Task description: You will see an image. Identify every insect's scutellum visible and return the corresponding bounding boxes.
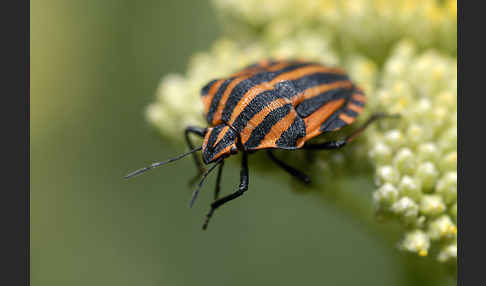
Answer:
[126,59,398,230]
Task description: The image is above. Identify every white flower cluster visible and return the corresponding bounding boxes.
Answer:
[367,42,457,261]
[213,0,457,59]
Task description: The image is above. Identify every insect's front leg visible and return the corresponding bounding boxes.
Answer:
[202,152,248,230]
[185,126,207,185]
[214,160,225,200]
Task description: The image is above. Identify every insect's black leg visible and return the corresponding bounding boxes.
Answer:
[185,126,207,185]
[303,112,399,150]
[213,160,225,200]
[266,150,310,184]
[202,152,248,230]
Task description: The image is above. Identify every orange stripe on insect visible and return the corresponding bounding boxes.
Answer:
[259,110,297,148]
[211,144,234,161]
[230,60,285,77]
[213,126,230,147]
[257,59,270,67]
[347,103,364,113]
[202,79,225,114]
[303,98,346,140]
[231,66,260,77]
[229,65,345,124]
[339,113,355,125]
[201,127,212,151]
[291,80,353,105]
[264,61,292,72]
[211,75,252,125]
[352,93,366,104]
[240,98,289,144]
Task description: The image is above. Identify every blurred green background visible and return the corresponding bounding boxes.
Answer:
[30,1,424,285]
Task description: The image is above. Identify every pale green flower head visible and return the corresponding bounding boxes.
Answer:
[364,42,457,262]
[213,0,457,60]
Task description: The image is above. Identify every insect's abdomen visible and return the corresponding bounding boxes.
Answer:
[200,59,366,150]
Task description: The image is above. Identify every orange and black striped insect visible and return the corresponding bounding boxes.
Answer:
[125,59,395,230]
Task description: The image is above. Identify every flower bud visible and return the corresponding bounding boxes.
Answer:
[436,172,457,204]
[376,165,400,185]
[420,195,446,216]
[401,230,430,256]
[373,183,399,208]
[428,215,456,240]
[391,197,419,224]
[415,162,439,191]
[398,176,422,201]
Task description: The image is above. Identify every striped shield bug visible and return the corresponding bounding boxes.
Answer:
[125,59,397,230]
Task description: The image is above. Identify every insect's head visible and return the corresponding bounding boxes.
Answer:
[202,124,238,164]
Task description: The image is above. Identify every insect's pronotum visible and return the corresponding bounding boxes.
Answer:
[126,59,397,230]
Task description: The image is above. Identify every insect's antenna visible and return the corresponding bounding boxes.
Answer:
[189,158,223,208]
[124,146,202,179]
